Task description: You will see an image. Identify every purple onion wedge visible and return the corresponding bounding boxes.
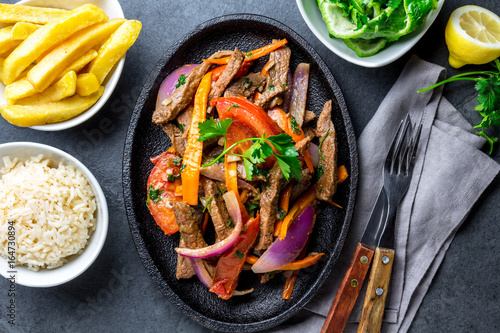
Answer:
[251,205,315,273]
[288,63,310,127]
[156,64,198,109]
[308,143,320,168]
[175,191,242,259]
[190,258,212,288]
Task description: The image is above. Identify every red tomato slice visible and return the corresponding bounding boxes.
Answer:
[147,151,182,235]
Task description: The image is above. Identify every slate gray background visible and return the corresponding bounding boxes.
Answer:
[1,0,499,332]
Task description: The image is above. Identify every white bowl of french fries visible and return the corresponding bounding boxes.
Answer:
[0,0,141,131]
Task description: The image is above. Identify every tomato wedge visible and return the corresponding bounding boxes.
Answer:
[146,151,182,235]
[209,214,260,299]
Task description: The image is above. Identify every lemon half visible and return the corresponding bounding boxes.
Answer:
[445,5,500,68]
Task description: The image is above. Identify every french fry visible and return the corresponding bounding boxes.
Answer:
[0,86,104,127]
[11,22,41,40]
[0,4,68,24]
[27,18,125,92]
[88,19,142,84]
[15,71,76,105]
[4,50,97,104]
[76,73,99,96]
[0,26,21,55]
[3,4,108,85]
[0,57,4,84]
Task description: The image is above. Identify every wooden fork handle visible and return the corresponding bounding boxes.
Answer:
[357,247,395,333]
[321,243,375,333]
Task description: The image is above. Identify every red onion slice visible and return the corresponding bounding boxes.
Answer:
[288,63,310,127]
[156,64,198,109]
[308,143,320,168]
[251,205,315,273]
[175,191,242,258]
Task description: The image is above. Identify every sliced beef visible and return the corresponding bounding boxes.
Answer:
[200,163,258,193]
[223,72,266,98]
[255,41,291,109]
[295,136,311,155]
[206,47,245,114]
[161,104,193,156]
[153,50,231,124]
[315,100,338,201]
[173,202,206,279]
[201,177,233,242]
[304,110,316,124]
[291,168,312,203]
[254,163,286,251]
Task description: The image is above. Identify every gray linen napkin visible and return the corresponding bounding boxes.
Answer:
[268,55,500,333]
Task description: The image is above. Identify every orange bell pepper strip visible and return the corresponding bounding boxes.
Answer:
[210,214,260,299]
[268,107,314,173]
[279,185,316,240]
[338,165,348,184]
[224,152,250,222]
[274,182,293,237]
[209,61,253,82]
[245,252,324,270]
[203,39,288,65]
[146,151,183,235]
[181,72,211,205]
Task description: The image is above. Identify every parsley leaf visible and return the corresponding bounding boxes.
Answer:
[418,59,500,153]
[176,123,185,133]
[180,163,186,173]
[235,250,244,260]
[317,163,325,179]
[245,201,260,214]
[175,74,187,88]
[226,219,234,227]
[172,158,181,166]
[275,154,302,181]
[147,185,163,203]
[198,118,233,142]
[290,116,301,134]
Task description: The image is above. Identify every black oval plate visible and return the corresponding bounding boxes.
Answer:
[123,14,358,332]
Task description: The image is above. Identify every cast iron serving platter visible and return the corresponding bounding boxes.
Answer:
[123,14,358,332]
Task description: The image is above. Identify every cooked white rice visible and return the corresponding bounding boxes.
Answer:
[0,154,96,271]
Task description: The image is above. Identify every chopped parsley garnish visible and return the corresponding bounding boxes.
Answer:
[317,163,325,179]
[226,219,234,228]
[245,201,260,214]
[277,207,286,220]
[202,196,212,213]
[269,85,275,91]
[253,166,269,178]
[246,51,253,58]
[235,250,244,260]
[318,128,331,161]
[290,116,301,135]
[175,74,187,88]
[243,78,253,89]
[217,183,228,195]
[147,185,163,203]
[180,163,186,173]
[282,82,287,86]
[172,158,181,166]
[167,174,180,182]
[176,123,185,133]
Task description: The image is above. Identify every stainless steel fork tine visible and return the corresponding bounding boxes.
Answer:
[403,124,422,174]
[392,115,412,174]
[385,119,405,170]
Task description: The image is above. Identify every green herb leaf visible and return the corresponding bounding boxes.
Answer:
[290,116,301,134]
[176,123,185,133]
[147,185,163,203]
[318,128,331,161]
[317,163,325,179]
[275,154,302,181]
[244,201,260,214]
[180,163,186,173]
[277,207,286,220]
[226,219,234,228]
[201,196,212,213]
[175,74,187,88]
[269,85,275,91]
[198,118,233,142]
[246,51,253,58]
[172,158,181,166]
[235,250,244,260]
[243,78,253,89]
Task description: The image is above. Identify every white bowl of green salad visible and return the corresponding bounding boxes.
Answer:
[296,0,444,67]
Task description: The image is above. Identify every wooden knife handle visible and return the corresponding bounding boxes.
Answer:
[321,243,375,333]
[357,247,395,333]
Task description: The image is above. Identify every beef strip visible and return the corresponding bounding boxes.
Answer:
[254,41,291,109]
[152,50,231,124]
[254,162,286,251]
[304,110,316,124]
[223,72,266,98]
[173,202,206,279]
[315,100,338,201]
[290,168,312,203]
[206,47,245,114]
[201,177,233,242]
[295,136,311,155]
[160,104,193,156]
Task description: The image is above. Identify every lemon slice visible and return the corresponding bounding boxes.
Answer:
[445,5,500,68]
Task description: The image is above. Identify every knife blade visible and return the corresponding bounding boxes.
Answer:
[321,188,389,333]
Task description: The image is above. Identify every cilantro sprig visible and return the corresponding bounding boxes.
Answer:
[419,59,500,153]
[197,118,302,181]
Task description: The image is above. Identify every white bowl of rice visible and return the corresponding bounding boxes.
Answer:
[0,142,108,287]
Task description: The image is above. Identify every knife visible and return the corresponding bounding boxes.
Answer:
[320,188,389,333]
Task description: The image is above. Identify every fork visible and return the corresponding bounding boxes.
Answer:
[357,114,421,333]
